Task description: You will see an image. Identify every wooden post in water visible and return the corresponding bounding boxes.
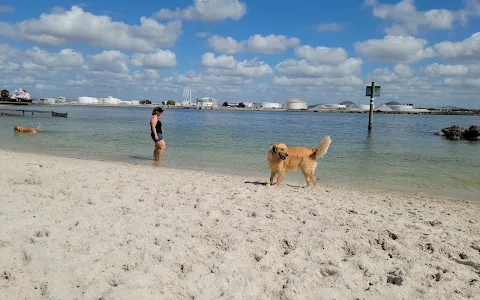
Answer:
[368,81,375,131]
[365,81,380,132]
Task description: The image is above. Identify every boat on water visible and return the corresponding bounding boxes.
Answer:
[0,88,33,105]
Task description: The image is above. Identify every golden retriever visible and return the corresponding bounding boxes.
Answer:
[268,136,331,187]
[13,123,40,133]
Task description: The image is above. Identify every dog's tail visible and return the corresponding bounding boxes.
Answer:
[36,123,40,130]
[312,136,331,159]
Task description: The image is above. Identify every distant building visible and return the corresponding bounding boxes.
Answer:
[196,97,217,107]
[39,98,56,104]
[254,102,282,109]
[284,98,308,110]
[227,102,253,107]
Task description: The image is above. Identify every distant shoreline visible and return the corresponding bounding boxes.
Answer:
[15,103,480,116]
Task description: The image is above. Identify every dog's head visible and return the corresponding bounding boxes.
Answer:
[13,126,22,132]
[271,142,289,160]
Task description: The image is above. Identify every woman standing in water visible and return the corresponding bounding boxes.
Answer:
[150,107,166,161]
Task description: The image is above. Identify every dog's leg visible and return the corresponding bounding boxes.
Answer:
[276,171,286,186]
[302,169,311,187]
[269,171,277,185]
[310,174,317,188]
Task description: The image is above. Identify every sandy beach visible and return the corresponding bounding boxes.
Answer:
[0,149,479,300]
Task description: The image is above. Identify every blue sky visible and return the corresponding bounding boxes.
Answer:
[1,0,480,107]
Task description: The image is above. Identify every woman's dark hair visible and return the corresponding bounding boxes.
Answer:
[152,107,164,115]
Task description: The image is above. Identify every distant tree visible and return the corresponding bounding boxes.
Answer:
[238,102,246,108]
[1,89,9,98]
[223,102,229,107]
[162,101,167,105]
[166,100,176,105]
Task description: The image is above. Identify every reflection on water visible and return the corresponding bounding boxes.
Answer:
[0,104,479,201]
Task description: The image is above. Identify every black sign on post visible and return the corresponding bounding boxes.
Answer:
[365,86,381,97]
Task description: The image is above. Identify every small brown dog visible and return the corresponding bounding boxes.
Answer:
[268,136,331,187]
[13,123,41,133]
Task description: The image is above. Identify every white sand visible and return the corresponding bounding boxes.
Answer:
[0,149,479,300]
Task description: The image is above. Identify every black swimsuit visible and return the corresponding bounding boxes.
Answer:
[150,118,163,142]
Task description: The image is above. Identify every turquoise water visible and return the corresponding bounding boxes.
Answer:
[1,104,479,201]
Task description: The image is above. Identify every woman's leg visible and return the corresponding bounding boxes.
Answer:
[154,142,161,161]
[157,140,166,159]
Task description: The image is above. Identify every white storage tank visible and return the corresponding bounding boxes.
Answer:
[353,104,371,110]
[285,98,308,110]
[77,97,99,104]
[102,96,121,105]
[388,104,413,111]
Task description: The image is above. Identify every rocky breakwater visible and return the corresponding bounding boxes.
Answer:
[435,125,480,141]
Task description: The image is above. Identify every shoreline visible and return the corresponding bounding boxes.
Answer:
[0,147,478,203]
[1,149,479,299]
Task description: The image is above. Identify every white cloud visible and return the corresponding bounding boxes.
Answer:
[424,63,469,76]
[355,35,436,63]
[433,32,480,61]
[443,78,463,86]
[364,0,480,36]
[275,58,362,78]
[0,5,14,13]
[294,45,348,65]
[206,58,273,78]
[35,83,56,89]
[89,50,130,73]
[315,22,344,32]
[272,76,363,86]
[208,34,299,54]
[154,0,247,22]
[0,6,183,52]
[163,71,256,96]
[201,52,237,69]
[367,68,402,83]
[13,76,35,85]
[160,53,273,98]
[131,50,177,69]
[196,31,211,37]
[25,47,84,68]
[145,69,160,79]
[208,36,244,54]
[272,43,365,91]
[457,0,480,25]
[246,34,300,54]
[465,77,480,86]
[67,76,91,86]
[393,64,414,77]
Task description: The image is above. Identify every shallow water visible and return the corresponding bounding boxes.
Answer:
[1,104,479,201]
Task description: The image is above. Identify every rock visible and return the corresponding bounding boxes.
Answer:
[464,125,480,140]
[442,125,467,140]
[436,125,480,141]
[387,275,403,285]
